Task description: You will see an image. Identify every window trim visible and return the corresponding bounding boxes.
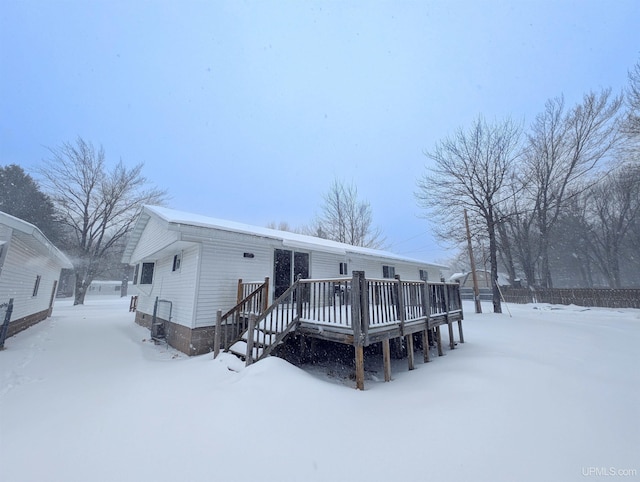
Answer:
[172,252,182,272]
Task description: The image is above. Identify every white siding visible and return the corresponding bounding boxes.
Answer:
[194,231,277,328]
[134,244,199,328]
[129,217,179,262]
[0,233,61,321]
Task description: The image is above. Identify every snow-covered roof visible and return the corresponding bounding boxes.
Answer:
[0,211,73,269]
[123,205,445,268]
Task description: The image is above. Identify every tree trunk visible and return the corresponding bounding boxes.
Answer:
[73,270,91,305]
[488,215,502,314]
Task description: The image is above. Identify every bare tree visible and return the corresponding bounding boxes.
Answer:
[583,163,640,288]
[417,116,522,313]
[314,179,385,249]
[39,138,167,305]
[523,90,622,288]
[624,59,640,137]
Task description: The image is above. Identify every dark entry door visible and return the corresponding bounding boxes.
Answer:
[273,249,309,298]
[274,249,292,299]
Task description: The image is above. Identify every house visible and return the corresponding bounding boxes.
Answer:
[122,205,449,356]
[85,280,139,298]
[0,211,73,338]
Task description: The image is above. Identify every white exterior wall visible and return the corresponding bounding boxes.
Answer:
[349,255,440,281]
[129,216,179,262]
[134,244,199,328]
[194,231,277,328]
[0,233,61,321]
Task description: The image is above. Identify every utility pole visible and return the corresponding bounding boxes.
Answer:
[464,209,482,314]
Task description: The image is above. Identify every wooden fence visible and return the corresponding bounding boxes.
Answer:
[500,287,640,309]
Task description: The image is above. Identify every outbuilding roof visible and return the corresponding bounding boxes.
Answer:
[0,211,73,269]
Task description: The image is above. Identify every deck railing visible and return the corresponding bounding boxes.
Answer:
[214,277,270,357]
[216,272,463,363]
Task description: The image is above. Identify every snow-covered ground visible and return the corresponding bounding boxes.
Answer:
[1,298,639,482]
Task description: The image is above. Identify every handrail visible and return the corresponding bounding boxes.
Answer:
[217,273,464,364]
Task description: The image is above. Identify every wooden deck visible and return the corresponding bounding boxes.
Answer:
[215,272,464,389]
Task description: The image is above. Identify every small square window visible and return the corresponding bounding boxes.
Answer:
[140,263,155,284]
[339,262,348,275]
[382,265,395,279]
[419,269,429,281]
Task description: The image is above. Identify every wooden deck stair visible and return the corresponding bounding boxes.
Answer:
[215,279,302,365]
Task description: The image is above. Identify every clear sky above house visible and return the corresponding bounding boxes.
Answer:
[1,0,638,263]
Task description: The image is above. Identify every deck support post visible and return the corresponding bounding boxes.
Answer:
[214,310,222,358]
[448,321,455,350]
[443,284,455,350]
[422,329,430,363]
[436,325,444,356]
[245,314,256,366]
[406,334,415,370]
[458,320,465,344]
[382,338,391,382]
[355,344,365,390]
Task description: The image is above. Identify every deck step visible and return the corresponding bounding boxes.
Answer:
[229,340,264,359]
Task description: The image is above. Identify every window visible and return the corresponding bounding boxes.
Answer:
[419,269,429,281]
[339,262,348,275]
[133,264,139,285]
[32,275,41,297]
[382,265,395,279]
[172,253,182,272]
[140,262,155,284]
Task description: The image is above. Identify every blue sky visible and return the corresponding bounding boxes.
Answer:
[1,1,638,263]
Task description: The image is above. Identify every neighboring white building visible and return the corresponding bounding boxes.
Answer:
[122,205,448,355]
[86,280,139,297]
[0,211,73,338]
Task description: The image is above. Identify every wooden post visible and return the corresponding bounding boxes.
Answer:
[436,325,444,356]
[213,310,222,358]
[422,329,430,363]
[394,275,405,336]
[382,338,391,382]
[262,277,270,313]
[360,272,369,345]
[351,271,363,345]
[421,279,430,322]
[351,271,366,390]
[0,298,14,349]
[237,279,244,304]
[443,284,455,350]
[245,313,256,366]
[458,320,465,344]
[355,345,365,390]
[406,334,415,370]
